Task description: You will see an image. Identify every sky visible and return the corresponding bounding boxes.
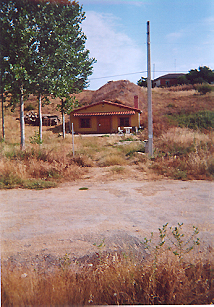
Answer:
[79,0,214,90]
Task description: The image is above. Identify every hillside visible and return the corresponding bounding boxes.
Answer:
[75,80,146,110]
[22,80,146,119]
[4,80,214,136]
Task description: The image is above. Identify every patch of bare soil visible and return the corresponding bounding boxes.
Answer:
[1,170,214,270]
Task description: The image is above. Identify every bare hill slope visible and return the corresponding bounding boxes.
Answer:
[75,80,146,110]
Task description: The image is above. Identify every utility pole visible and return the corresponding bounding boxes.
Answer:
[147,21,153,156]
[153,63,155,80]
[1,92,5,140]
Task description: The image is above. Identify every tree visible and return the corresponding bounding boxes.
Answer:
[179,66,214,85]
[137,76,147,87]
[45,1,95,138]
[1,0,95,147]
[177,75,189,85]
[1,0,39,149]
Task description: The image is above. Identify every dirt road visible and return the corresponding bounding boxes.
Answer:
[1,178,214,263]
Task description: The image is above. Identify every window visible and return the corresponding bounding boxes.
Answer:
[120,117,129,127]
[80,118,91,128]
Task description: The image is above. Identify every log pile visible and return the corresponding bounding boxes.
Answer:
[24,111,39,125]
[24,111,60,126]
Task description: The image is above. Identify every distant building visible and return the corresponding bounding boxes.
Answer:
[153,73,185,87]
[70,99,141,134]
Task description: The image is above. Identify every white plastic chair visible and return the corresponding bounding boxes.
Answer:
[118,127,123,134]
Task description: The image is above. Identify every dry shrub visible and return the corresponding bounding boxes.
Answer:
[167,84,195,91]
[0,145,87,188]
[151,128,214,180]
[159,127,211,148]
[0,159,25,188]
[109,166,125,174]
[98,153,127,167]
[72,154,94,167]
[2,250,214,305]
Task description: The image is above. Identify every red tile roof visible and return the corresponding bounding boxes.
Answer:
[74,111,135,116]
[70,100,142,113]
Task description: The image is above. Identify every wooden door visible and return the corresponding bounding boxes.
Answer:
[98,117,111,133]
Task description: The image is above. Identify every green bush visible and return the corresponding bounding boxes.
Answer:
[24,103,35,111]
[168,111,214,130]
[29,132,43,144]
[0,173,23,189]
[196,83,212,95]
[23,179,56,190]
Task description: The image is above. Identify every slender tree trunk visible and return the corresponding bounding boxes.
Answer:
[61,99,65,139]
[62,111,65,139]
[38,93,42,143]
[20,84,25,150]
[1,90,5,140]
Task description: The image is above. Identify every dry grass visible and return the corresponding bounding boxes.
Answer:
[149,128,214,180]
[2,245,214,305]
[1,87,214,188]
[1,124,214,187]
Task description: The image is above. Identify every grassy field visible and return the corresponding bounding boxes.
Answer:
[1,86,214,188]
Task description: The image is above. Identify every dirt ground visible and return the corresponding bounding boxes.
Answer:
[1,168,214,266]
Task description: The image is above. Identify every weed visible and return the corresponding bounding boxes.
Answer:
[24,103,35,111]
[142,223,200,263]
[100,134,110,137]
[168,110,214,130]
[168,223,200,260]
[59,253,71,270]
[98,153,127,167]
[0,173,23,189]
[208,159,214,176]
[171,168,187,180]
[93,239,106,263]
[23,179,56,190]
[2,224,213,305]
[110,166,125,174]
[167,103,175,108]
[29,132,43,145]
[119,136,135,142]
[79,187,88,190]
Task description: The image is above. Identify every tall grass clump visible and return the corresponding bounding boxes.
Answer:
[0,143,86,189]
[151,128,214,180]
[2,224,213,305]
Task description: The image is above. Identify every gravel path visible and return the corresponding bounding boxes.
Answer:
[1,179,214,266]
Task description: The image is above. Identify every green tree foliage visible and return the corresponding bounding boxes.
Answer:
[0,0,96,146]
[178,66,214,85]
[0,0,39,148]
[137,76,147,87]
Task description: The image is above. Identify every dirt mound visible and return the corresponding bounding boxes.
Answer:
[76,80,146,110]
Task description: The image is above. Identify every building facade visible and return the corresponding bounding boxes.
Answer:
[153,73,185,87]
[70,100,141,134]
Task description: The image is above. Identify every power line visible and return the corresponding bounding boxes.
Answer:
[89,71,147,80]
[89,70,188,80]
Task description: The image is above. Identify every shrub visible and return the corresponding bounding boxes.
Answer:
[195,83,212,95]
[0,172,23,189]
[23,179,56,189]
[168,111,214,130]
[24,103,35,111]
[29,132,43,145]
[98,154,127,166]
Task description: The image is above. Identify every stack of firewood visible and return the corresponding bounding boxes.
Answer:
[24,111,39,125]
